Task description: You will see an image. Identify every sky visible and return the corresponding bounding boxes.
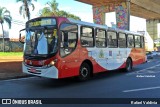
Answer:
[0,0,146,38]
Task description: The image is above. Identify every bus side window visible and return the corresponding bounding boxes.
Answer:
[127,34,134,48]
[135,35,141,48]
[107,31,117,48]
[96,29,106,47]
[68,32,77,48]
[118,33,126,48]
[81,26,94,47]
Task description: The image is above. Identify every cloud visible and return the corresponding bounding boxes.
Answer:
[30,1,44,18]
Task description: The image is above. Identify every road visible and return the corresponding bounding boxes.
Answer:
[0,57,160,106]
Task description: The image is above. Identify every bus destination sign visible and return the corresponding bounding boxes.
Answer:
[27,18,56,27]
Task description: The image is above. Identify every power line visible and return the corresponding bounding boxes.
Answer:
[12,22,25,26]
[11,21,25,26]
[12,19,25,24]
[11,19,25,26]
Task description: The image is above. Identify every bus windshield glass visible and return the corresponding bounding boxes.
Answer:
[24,18,58,57]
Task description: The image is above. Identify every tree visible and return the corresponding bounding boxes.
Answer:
[40,0,81,20]
[58,10,80,20]
[0,7,12,52]
[16,0,37,20]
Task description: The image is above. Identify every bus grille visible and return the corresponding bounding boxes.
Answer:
[27,68,41,74]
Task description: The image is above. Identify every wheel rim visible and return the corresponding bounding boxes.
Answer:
[80,67,88,78]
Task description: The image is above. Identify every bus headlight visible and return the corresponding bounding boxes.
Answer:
[50,61,55,66]
[49,59,57,66]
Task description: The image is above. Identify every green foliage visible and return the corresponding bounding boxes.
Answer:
[0,7,12,52]
[0,7,12,28]
[40,0,81,20]
[16,0,37,20]
[58,10,81,20]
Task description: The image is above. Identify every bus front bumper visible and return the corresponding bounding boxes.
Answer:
[22,63,58,79]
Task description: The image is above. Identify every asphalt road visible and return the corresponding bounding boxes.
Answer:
[0,57,160,107]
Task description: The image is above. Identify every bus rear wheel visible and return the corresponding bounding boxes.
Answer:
[78,63,91,81]
[125,58,132,72]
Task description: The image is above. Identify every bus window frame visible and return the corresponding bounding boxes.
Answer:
[80,25,94,47]
[118,32,127,48]
[140,36,145,48]
[95,28,107,48]
[107,30,118,48]
[59,22,78,58]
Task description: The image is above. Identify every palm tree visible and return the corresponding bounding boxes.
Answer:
[40,0,59,17]
[40,0,81,20]
[16,0,37,20]
[0,7,12,52]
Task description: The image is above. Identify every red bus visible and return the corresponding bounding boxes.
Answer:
[19,17,146,81]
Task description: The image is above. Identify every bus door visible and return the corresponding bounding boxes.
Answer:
[118,33,128,66]
[134,35,142,64]
[134,35,144,64]
[59,23,79,77]
[106,31,119,70]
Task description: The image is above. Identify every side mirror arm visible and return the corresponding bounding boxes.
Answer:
[19,28,25,44]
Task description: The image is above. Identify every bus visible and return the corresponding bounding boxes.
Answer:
[19,17,146,81]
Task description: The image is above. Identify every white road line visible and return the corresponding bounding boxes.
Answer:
[126,63,160,75]
[123,86,160,93]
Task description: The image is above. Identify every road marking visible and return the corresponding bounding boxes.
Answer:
[126,63,160,75]
[123,86,160,93]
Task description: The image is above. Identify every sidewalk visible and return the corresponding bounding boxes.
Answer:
[0,56,29,80]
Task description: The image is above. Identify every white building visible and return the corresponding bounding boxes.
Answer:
[0,30,9,38]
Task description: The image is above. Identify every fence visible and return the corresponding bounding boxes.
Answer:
[0,39,23,52]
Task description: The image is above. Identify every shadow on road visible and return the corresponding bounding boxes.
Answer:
[32,69,131,88]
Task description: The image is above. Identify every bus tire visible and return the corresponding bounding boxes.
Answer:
[78,63,91,81]
[125,58,132,72]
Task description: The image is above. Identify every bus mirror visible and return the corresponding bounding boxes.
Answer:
[19,29,25,44]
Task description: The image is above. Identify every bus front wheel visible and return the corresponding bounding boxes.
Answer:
[125,58,132,72]
[78,63,91,81]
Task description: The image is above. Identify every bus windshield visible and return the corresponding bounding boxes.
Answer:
[23,18,58,57]
[24,27,58,57]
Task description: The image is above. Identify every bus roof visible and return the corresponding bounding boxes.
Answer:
[68,18,143,36]
[68,18,108,29]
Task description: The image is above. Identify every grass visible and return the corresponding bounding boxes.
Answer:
[0,52,23,56]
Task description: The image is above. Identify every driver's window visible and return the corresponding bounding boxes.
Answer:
[60,23,78,57]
